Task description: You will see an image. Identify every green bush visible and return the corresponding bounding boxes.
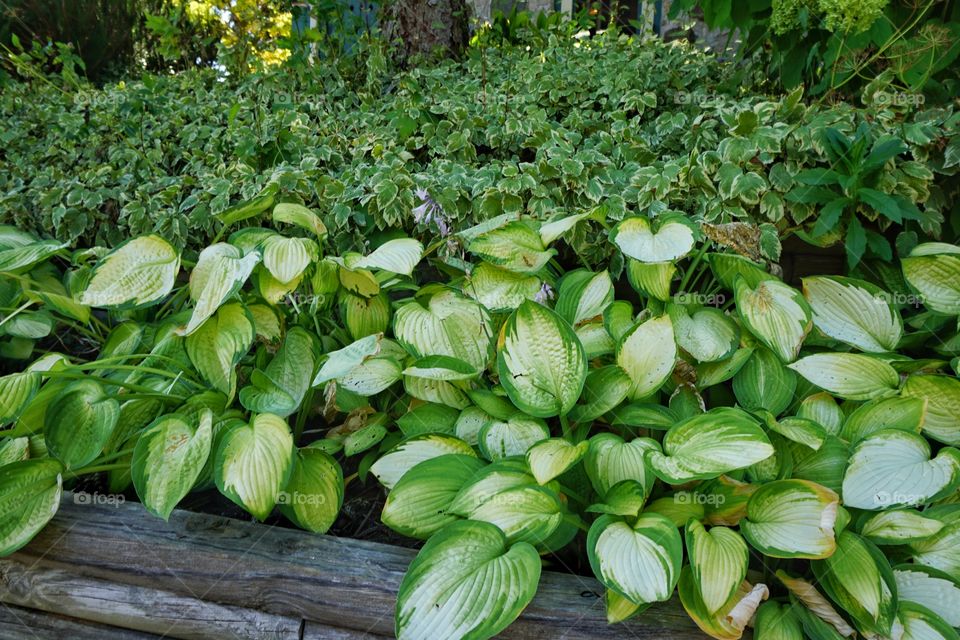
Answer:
[3,30,957,268]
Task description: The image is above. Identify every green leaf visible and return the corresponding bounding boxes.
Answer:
[839,396,926,444]
[842,429,960,510]
[370,434,477,491]
[740,479,839,559]
[214,413,294,521]
[131,410,213,520]
[393,288,492,372]
[185,302,255,399]
[261,235,318,285]
[0,458,62,556]
[753,601,803,640]
[497,301,586,418]
[469,222,555,274]
[902,245,960,315]
[788,353,899,401]
[587,513,683,605]
[313,333,382,386]
[0,371,40,426]
[802,276,902,353]
[671,305,740,363]
[279,448,343,534]
[894,565,960,627]
[80,235,180,309]
[678,569,769,640]
[182,243,260,335]
[735,278,811,363]
[646,408,774,484]
[45,379,120,469]
[526,438,588,485]
[901,374,960,445]
[0,239,67,274]
[395,520,541,640]
[351,238,423,276]
[272,203,327,238]
[382,454,485,539]
[478,414,549,461]
[216,188,276,226]
[465,484,564,545]
[240,327,316,417]
[466,262,540,312]
[616,315,676,401]
[626,260,676,301]
[585,433,660,498]
[861,510,945,545]
[555,270,614,327]
[567,365,632,424]
[403,355,479,381]
[611,215,695,263]
[685,520,749,615]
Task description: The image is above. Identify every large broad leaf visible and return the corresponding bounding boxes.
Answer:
[465,262,541,312]
[861,509,945,545]
[611,215,695,263]
[901,244,960,315]
[678,571,769,640]
[272,202,327,238]
[839,396,926,444]
[468,222,555,274]
[894,565,960,627]
[185,303,255,399]
[261,234,318,285]
[910,508,960,576]
[313,333,382,386]
[214,413,294,521]
[841,429,960,510]
[626,260,675,301]
[0,371,40,426]
[526,438,588,485]
[0,239,67,274]
[802,276,902,353]
[351,238,423,276]
[788,353,899,401]
[732,347,797,415]
[555,270,614,327]
[393,288,492,372]
[898,601,960,640]
[382,454,485,539]
[585,433,660,498]
[740,479,839,559]
[395,520,541,640]
[812,532,898,638]
[497,301,586,418]
[80,235,180,309]
[182,243,260,335]
[279,448,343,534]
[735,278,811,363]
[465,484,564,545]
[587,513,683,605]
[0,458,62,556]
[567,365,632,424]
[478,414,549,461]
[448,459,537,516]
[646,408,774,484]
[616,315,676,401]
[44,379,120,469]
[753,601,804,640]
[239,327,316,417]
[901,374,960,445]
[370,434,477,491]
[131,410,213,520]
[685,520,750,616]
[671,305,739,363]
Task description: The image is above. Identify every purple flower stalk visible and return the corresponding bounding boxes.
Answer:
[412,187,451,237]
[534,282,555,304]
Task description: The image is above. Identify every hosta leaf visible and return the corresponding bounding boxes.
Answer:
[678,572,769,640]
[313,333,382,386]
[255,265,302,304]
[182,243,260,335]
[403,375,470,409]
[351,238,423,276]
[526,438,588,485]
[587,480,648,517]
[342,356,403,395]
[585,433,660,497]
[467,484,564,546]
[898,601,959,640]
[708,253,773,290]
[861,510,945,545]
[0,239,67,274]
[753,601,803,640]
[403,355,479,381]
[272,203,327,238]
[646,408,774,484]
[616,315,676,401]
[777,571,856,638]
[902,245,960,315]
[382,454,485,539]
[214,413,294,521]
[539,212,589,245]
[740,479,839,559]
[841,429,960,510]
[802,276,902,352]
[611,215,695,263]
[839,396,926,444]
[587,513,683,605]
[393,288,492,372]
[131,410,213,520]
[671,305,740,363]
[44,379,120,469]
[894,565,960,627]
[735,278,811,363]
[468,222,555,274]
[0,437,29,467]
[370,434,476,490]
[567,365,632,424]
[0,371,40,426]
[478,414,549,461]
[910,508,960,575]
[812,531,897,638]
[626,260,675,301]
[685,520,750,615]
[185,303,255,399]
[497,301,586,418]
[448,459,536,516]
[80,235,180,309]
[0,458,62,556]
[240,327,316,417]
[466,262,540,312]
[765,415,826,450]
[279,448,343,533]
[395,520,541,640]
[397,403,459,438]
[261,235,318,284]
[555,270,614,327]
[788,353,899,401]
[901,374,960,445]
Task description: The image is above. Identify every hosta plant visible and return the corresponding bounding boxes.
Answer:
[2,208,960,640]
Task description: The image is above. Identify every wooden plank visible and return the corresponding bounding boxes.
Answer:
[0,560,301,640]
[5,493,709,639]
[0,603,160,640]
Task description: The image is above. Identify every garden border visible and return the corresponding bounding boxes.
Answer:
[0,492,711,639]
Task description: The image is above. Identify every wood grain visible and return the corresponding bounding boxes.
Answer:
[3,493,710,639]
[0,603,160,639]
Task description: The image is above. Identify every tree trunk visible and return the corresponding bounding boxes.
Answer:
[381,0,472,66]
